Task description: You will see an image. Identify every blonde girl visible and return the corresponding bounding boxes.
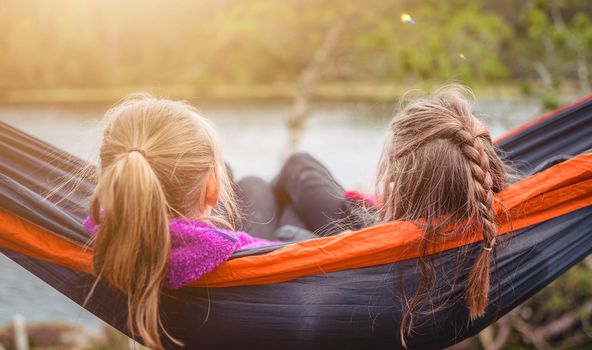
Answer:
[85,95,277,349]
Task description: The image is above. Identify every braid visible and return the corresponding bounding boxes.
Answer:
[376,85,510,343]
[456,128,497,319]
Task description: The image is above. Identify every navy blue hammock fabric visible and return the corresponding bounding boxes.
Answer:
[1,95,592,349]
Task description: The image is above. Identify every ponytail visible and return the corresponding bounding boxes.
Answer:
[92,150,173,349]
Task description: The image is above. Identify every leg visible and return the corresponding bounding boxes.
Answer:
[274,153,359,235]
[277,203,307,229]
[235,176,279,240]
[273,225,317,242]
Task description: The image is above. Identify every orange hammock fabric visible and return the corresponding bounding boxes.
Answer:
[1,153,591,287]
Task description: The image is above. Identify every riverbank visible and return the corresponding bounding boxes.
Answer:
[0,317,138,350]
[0,81,568,105]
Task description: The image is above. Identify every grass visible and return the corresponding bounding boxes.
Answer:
[0,81,550,105]
[0,321,144,350]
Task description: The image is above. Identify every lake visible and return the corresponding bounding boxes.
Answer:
[0,98,543,331]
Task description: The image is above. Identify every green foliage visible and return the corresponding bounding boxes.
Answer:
[0,0,589,98]
[520,260,592,347]
[541,92,561,110]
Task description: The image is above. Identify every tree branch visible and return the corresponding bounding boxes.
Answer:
[534,299,592,339]
[546,0,590,93]
[489,317,512,350]
[510,312,554,350]
[285,13,351,153]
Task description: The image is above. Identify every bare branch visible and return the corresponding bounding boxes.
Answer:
[510,313,554,350]
[546,0,590,93]
[490,317,512,350]
[534,299,592,339]
[534,62,554,90]
[285,12,351,154]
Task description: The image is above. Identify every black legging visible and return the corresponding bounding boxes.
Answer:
[235,176,281,240]
[236,153,365,239]
[273,153,363,235]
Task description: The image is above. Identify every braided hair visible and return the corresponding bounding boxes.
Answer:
[374,85,508,341]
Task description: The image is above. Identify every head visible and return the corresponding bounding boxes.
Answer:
[374,85,508,337]
[89,94,237,349]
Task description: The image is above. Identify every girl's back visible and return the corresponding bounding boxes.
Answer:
[88,95,273,349]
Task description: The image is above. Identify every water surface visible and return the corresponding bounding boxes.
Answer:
[0,98,541,330]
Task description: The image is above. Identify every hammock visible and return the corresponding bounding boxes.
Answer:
[1,95,591,349]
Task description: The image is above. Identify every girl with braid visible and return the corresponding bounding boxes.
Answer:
[374,85,508,338]
[272,85,508,338]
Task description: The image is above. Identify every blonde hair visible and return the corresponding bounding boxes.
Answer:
[89,94,238,349]
[375,85,508,340]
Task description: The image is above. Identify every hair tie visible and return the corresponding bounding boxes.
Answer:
[127,147,146,157]
[483,238,496,252]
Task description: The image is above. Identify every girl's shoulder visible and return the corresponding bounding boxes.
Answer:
[82,216,277,288]
[165,218,278,288]
[168,218,240,246]
[169,218,277,250]
[166,218,241,288]
[83,216,99,235]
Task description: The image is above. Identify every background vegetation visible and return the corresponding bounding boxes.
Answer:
[0,0,591,105]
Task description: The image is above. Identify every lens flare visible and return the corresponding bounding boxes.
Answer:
[400,13,416,24]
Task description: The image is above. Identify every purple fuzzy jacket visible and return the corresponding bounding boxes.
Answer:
[83,217,277,289]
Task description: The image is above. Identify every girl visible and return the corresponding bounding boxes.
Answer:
[374,85,508,337]
[85,95,278,349]
[274,85,508,334]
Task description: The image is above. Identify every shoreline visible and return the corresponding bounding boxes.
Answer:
[0,81,556,106]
